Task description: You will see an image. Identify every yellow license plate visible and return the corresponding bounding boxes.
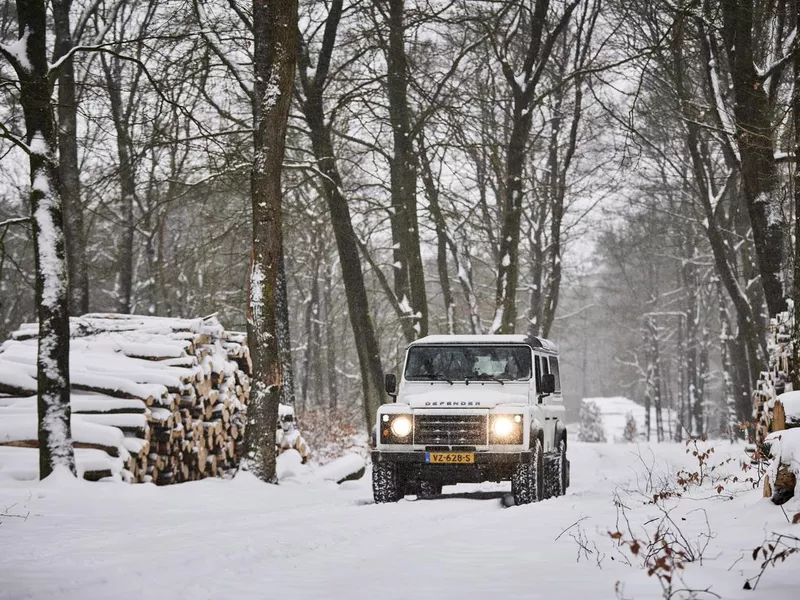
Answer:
[426,452,475,464]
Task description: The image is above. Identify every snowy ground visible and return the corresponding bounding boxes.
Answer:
[1,441,799,599]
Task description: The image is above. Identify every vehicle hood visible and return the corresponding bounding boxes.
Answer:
[399,383,529,409]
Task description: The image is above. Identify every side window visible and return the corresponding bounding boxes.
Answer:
[541,356,550,375]
[548,357,561,393]
[534,355,542,390]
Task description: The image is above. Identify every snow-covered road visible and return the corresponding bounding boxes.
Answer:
[1,441,798,600]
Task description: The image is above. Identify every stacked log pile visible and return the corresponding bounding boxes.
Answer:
[763,393,800,504]
[0,314,251,484]
[752,306,793,443]
[751,305,800,502]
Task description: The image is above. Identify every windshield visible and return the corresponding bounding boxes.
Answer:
[404,345,532,382]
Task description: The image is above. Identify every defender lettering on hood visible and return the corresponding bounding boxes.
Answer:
[424,401,483,406]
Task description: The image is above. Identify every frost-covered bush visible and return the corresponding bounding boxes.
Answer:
[622,412,638,443]
[578,399,607,442]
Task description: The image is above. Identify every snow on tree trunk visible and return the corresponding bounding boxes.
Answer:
[0,0,76,478]
[32,148,75,479]
[242,0,298,484]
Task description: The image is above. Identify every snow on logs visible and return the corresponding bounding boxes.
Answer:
[753,309,799,503]
[762,392,800,504]
[0,313,251,484]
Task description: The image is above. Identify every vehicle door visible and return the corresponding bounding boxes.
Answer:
[533,353,564,452]
[530,353,550,449]
[543,355,565,451]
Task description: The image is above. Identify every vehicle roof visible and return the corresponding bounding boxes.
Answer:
[408,334,558,353]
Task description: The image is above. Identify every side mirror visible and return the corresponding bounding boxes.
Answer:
[385,373,397,397]
[541,373,556,395]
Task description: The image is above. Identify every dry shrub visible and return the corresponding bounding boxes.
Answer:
[297,407,369,466]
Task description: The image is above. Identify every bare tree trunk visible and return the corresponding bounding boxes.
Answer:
[156,211,170,315]
[793,0,800,392]
[492,99,531,334]
[541,46,588,337]
[719,0,786,317]
[418,136,455,334]
[52,0,89,315]
[650,319,664,443]
[1,0,76,478]
[277,256,295,407]
[301,247,321,407]
[323,261,338,411]
[379,0,427,340]
[101,54,136,314]
[297,1,384,429]
[716,281,737,437]
[490,0,581,333]
[526,199,546,335]
[676,309,685,442]
[697,296,710,437]
[644,316,656,441]
[684,247,697,438]
[675,15,767,425]
[420,136,481,333]
[243,0,297,483]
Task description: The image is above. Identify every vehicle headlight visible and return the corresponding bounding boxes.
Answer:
[390,415,412,438]
[493,416,515,437]
[491,414,523,444]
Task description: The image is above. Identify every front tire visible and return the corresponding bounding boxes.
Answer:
[372,462,403,503]
[512,439,544,505]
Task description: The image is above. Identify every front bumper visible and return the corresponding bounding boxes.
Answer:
[372,450,530,465]
[371,450,530,484]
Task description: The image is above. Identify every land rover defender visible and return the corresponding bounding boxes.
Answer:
[371,334,569,504]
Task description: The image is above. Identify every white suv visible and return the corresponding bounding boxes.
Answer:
[371,334,569,504]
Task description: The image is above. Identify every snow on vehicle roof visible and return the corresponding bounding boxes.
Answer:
[409,334,557,352]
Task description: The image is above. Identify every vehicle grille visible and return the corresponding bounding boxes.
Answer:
[413,414,487,446]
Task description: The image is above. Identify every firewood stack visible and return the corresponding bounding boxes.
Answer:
[0,314,251,484]
[762,393,800,504]
[754,306,794,443]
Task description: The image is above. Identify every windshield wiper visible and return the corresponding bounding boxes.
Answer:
[464,374,504,385]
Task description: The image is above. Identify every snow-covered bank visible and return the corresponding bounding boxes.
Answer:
[0,442,798,599]
[582,396,677,442]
